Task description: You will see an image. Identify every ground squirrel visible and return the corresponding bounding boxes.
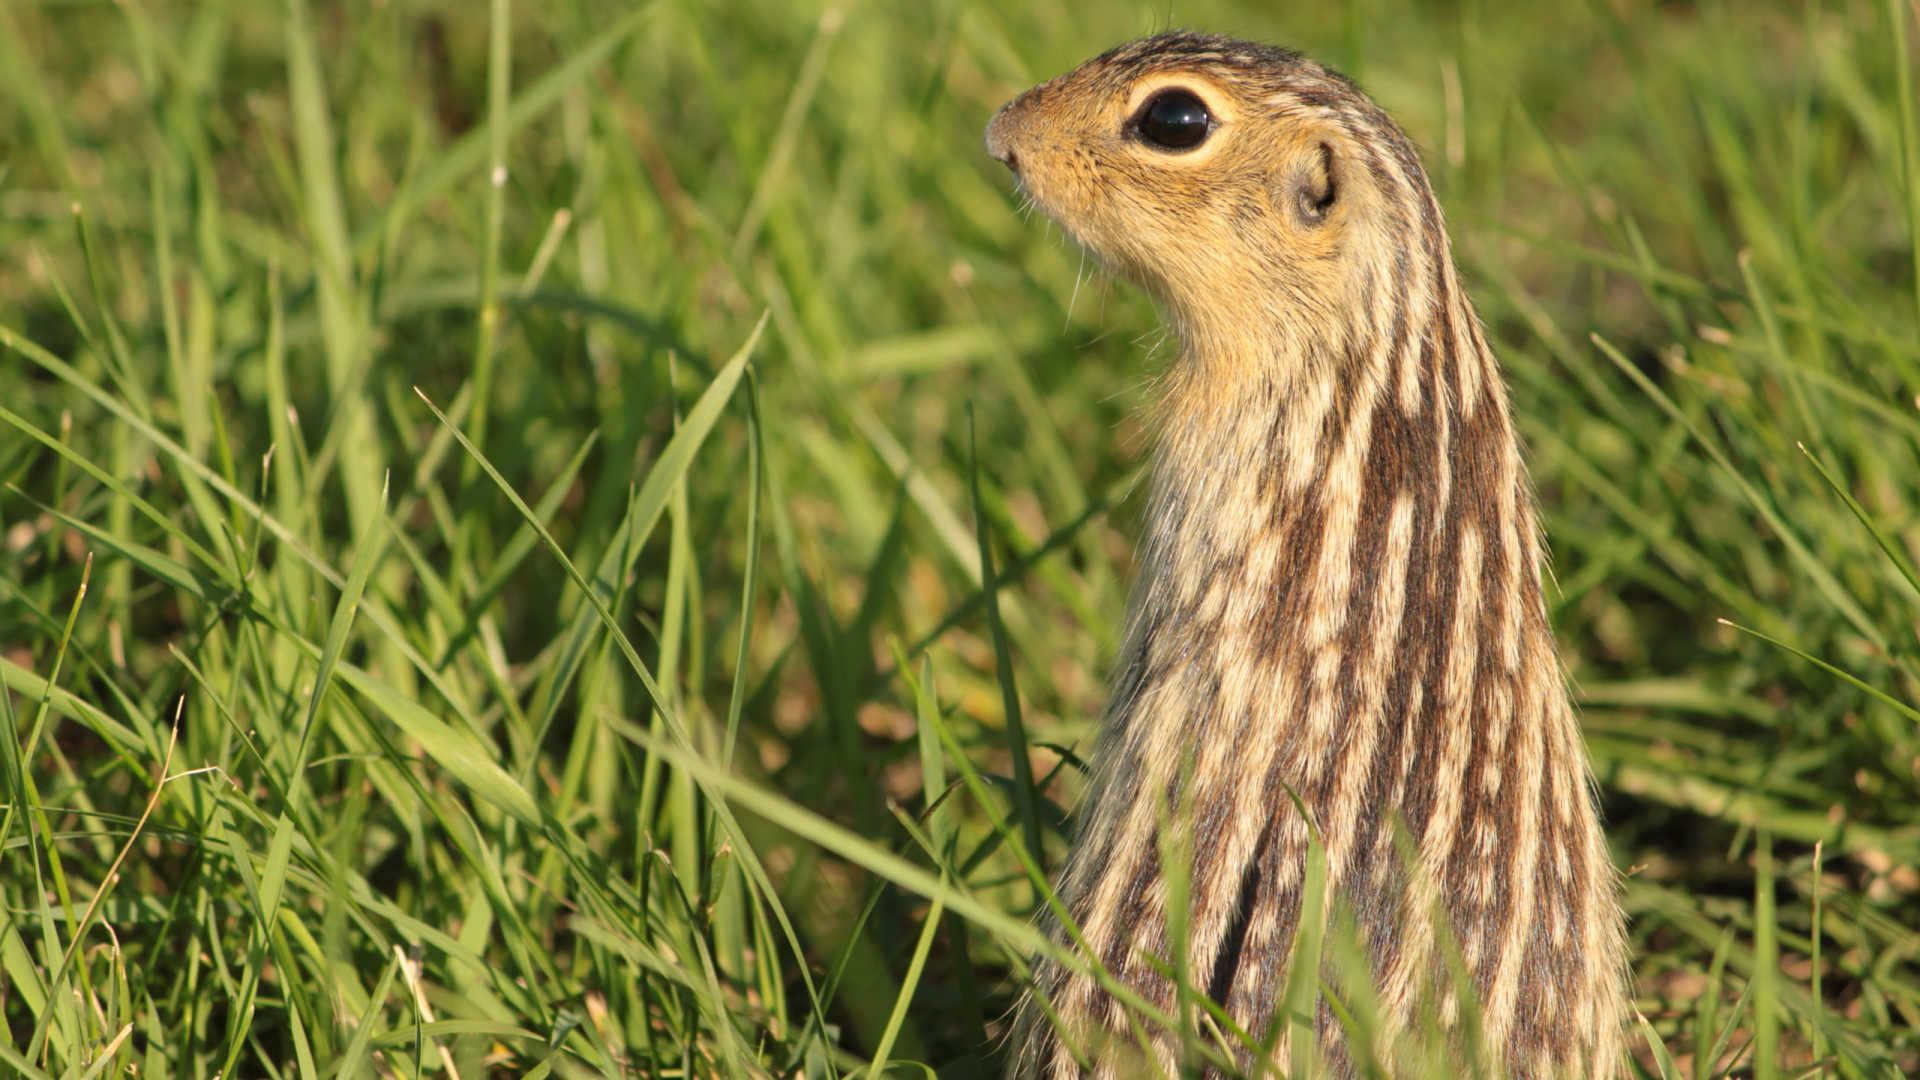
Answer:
[984,33,1627,1079]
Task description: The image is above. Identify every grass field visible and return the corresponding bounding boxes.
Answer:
[3,0,1920,1076]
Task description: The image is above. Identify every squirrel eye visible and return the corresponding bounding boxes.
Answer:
[1138,92,1211,150]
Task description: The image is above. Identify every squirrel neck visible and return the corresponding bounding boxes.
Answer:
[1126,227,1554,728]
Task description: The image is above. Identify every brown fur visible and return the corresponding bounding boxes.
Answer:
[984,33,1627,1079]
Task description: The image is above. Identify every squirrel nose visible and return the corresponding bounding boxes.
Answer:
[983,112,1021,172]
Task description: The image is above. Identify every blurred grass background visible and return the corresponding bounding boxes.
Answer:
[2,0,1919,1076]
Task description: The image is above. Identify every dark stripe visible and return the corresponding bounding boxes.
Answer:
[1207,817,1275,1006]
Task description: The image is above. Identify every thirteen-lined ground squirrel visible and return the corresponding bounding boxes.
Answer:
[984,33,1628,1079]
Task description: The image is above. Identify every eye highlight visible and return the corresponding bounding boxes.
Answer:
[1135,91,1211,150]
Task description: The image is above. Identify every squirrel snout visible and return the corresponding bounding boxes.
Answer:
[983,108,1022,172]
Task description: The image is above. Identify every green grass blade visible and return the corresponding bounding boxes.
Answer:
[1284,828,1328,1080]
[1754,828,1779,1080]
[1638,1011,1682,1080]
[1808,841,1827,1069]
[463,0,514,458]
[965,403,1042,868]
[865,886,944,1080]
[438,429,600,666]
[335,950,402,1080]
[286,997,320,1080]
[285,474,388,815]
[70,1024,133,1080]
[731,8,843,260]
[720,373,764,776]
[334,663,542,827]
[1796,442,1920,608]
[1717,619,1920,724]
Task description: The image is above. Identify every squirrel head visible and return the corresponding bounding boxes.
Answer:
[985,33,1444,376]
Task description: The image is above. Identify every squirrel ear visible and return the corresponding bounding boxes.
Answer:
[1295,142,1337,225]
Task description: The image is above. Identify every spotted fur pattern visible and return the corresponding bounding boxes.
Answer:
[984,33,1626,1079]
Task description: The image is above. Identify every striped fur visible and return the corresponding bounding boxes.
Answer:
[984,34,1627,1079]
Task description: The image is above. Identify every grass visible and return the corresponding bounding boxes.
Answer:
[1,0,1918,1076]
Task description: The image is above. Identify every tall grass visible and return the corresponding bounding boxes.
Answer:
[1,0,1917,1077]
